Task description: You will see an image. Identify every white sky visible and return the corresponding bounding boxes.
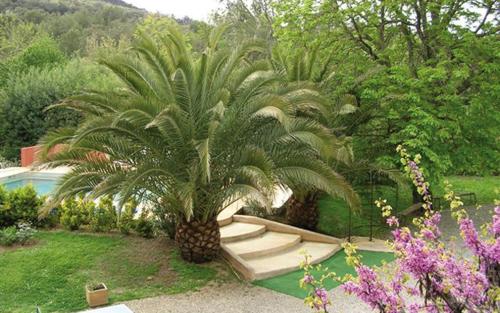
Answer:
[122,0,224,21]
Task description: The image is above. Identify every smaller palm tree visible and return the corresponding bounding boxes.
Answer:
[39,26,358,262]
[271,46,361,230]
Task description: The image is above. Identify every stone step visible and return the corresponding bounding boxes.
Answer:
[220,222,266,243]
[247,241,341,280]
[224,231,301,258]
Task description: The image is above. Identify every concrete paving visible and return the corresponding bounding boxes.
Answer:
[224,231,301,258]
[246,241,340,280]
[79,304,134,313]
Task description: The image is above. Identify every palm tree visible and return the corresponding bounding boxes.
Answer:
[270,46,361,230]
[38,26,358,263]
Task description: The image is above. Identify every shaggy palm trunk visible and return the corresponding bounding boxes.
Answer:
[285,192,319,230]
[175,218,220,263]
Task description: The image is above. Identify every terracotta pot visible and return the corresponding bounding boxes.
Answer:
[86,283,109,307]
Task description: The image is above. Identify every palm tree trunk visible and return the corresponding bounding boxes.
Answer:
[175,218,220,263]
[285,192,320,230]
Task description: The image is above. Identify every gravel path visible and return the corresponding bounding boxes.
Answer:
[123,205,495,313]
[124,282,375,313]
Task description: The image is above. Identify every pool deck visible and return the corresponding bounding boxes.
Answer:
[0,166,71,181]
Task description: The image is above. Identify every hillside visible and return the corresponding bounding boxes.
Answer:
[0,0,147,57]
[0,0,143,13]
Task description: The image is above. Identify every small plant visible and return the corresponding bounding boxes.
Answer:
[135,210,155,238]
[89,196,116,232]
[0,226,18,246]
[85,282,109,307]
[15,222,36,244]
[86,282,106,291]
[118,199,136,235]
[0,223,36,246]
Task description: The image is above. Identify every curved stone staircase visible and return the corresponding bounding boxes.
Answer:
[217,212,342,281]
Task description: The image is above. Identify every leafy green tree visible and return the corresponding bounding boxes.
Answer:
[273,0,500,190]
[39,26,358,263]
[13,36,66,70]
[0,13,41,59]
[0,60,115,159]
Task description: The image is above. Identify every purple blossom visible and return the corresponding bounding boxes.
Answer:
[303,274,314,284]
[387,216,399,227]
[301,149,500,313]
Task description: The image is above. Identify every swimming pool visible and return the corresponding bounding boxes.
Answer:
[0,168,64,195]
[3,178,58,195]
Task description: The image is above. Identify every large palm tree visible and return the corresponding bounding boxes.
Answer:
[38,26,358,263]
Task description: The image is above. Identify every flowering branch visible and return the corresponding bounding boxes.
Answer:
[301,146,499,312]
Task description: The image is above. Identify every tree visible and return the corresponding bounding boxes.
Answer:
[271,46,359,230]
[272,0,500,189]
[0,60,114,159]
[39,26,359,263]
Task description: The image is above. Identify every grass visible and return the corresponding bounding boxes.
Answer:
[0,230,227,313]
[445,176,499,205]
[317,176,498,238]
[254,250,394,298]
[317,184,413,238]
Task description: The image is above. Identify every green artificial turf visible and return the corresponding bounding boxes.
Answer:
[253,250,394,299]
[0,231,223,313]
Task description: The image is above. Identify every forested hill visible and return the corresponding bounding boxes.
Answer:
[0,0,147,59]
[0,0,143,13]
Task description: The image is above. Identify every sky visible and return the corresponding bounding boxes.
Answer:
[122,0,224,21]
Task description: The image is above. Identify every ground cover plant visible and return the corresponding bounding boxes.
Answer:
[0,230,224,313]
[0,222,36,246]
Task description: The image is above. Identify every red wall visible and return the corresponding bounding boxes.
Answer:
[20,144,107,167]
[20,146,40,167]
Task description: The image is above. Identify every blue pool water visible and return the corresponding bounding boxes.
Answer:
[2,179,58,195]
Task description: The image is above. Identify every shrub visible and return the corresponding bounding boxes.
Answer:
[0,155,18,169]
[0,185,9,227]
[0,226,18,246]
[42,206,60,228]
[2,185,43,227]
[135,210,155,238]
[118,199,136,235]
[59,197,85,230]
[89,196,116,232]
[14,222,36,244]
[0,223,36,246]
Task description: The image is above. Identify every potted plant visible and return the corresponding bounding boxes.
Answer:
[85,283,109,307]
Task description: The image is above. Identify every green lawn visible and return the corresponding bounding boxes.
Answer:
[317,184,413,238]
[0,231,227,313]
[317,176,498,238]
[254,250,393,298]
[445,176,499,204]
